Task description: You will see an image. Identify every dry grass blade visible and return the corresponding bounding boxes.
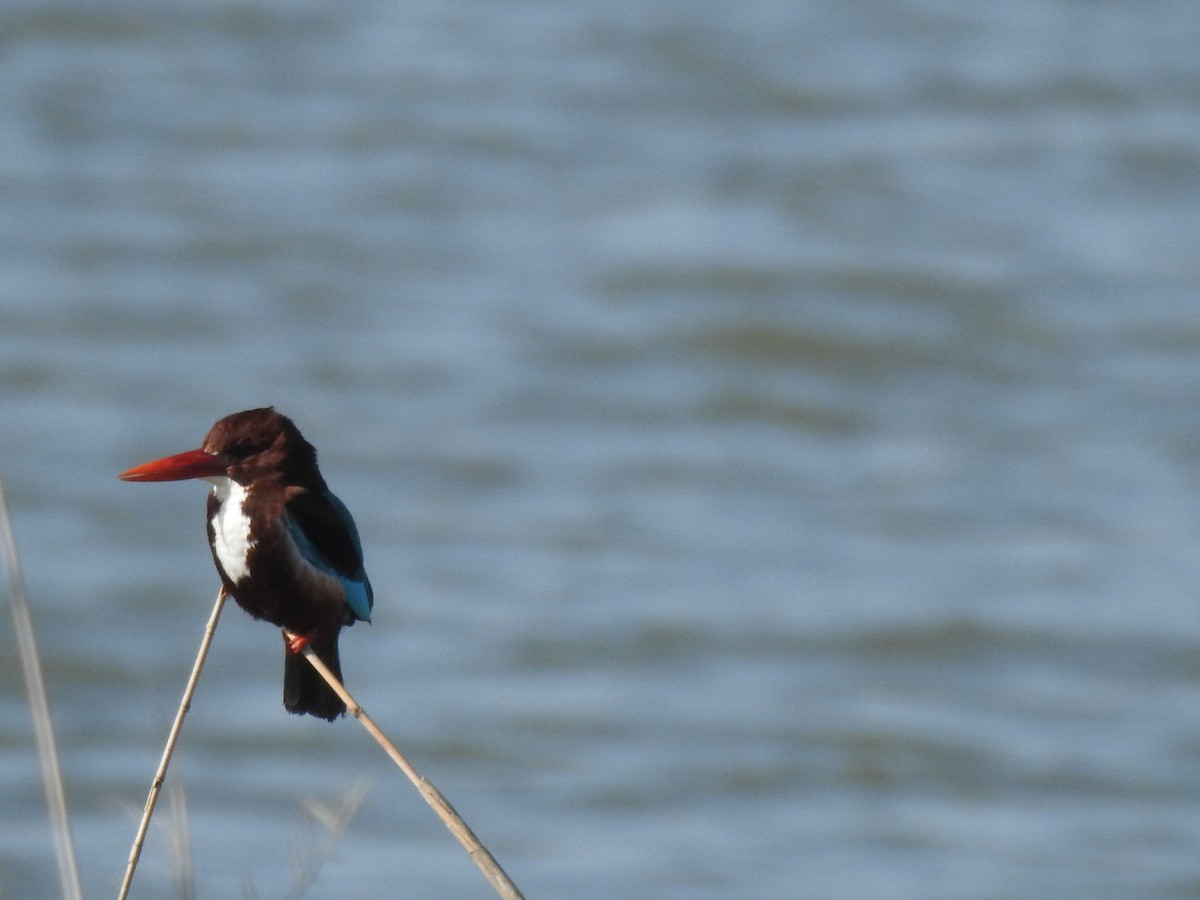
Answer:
[283,630,526,900]
[0,470,84,900]
[167,782,195,900]
[282,782,370,900]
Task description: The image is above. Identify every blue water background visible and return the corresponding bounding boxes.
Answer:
[2,1,1200,897]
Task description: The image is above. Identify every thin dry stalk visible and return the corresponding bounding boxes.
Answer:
[282,782,370,900]
[0,471,84,900]
[118,588,227,900]
[283,630,526,900]
[167,782,194,900]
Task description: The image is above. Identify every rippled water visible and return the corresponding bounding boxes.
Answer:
[2,1,1200,897]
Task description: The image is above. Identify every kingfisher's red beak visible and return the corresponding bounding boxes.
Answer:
[120,448,231,482]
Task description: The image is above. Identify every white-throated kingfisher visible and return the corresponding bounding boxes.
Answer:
[120,407,373,720]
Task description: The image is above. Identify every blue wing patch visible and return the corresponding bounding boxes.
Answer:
[284,490,374,624]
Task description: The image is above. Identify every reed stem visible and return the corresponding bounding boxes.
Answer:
[283,629,526,900]
[118,588,227,900]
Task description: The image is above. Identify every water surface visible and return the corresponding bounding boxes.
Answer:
[2,1,1200,897]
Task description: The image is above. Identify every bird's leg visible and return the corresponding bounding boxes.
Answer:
[285,629,318,654]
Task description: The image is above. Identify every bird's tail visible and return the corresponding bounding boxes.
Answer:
[283,633,347,721]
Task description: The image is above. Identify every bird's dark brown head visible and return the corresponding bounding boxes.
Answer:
[121,407,325,488]
[203,407,325,489]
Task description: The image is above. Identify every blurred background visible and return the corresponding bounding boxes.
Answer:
[1,0,1199,897]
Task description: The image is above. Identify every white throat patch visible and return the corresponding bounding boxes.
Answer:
[208,477,255,584]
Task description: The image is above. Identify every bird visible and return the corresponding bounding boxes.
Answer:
[120,407,373,720]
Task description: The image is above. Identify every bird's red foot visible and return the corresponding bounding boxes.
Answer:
[286,630,316,654]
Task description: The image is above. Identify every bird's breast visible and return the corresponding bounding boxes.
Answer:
[209,478,255,584]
